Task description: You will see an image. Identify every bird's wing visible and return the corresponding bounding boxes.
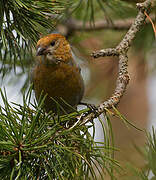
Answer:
[71,49,82,73]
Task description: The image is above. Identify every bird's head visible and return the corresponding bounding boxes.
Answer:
[36,34,72,64]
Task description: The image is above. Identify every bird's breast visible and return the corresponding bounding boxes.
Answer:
[33,62,84,113]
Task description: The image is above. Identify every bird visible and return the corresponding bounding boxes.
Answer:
[32,33,84,114]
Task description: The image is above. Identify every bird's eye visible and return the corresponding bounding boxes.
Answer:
[50,41,55,46]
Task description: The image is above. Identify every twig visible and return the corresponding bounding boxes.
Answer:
[64,18,135,31]
[56,14,155,37]
[77,0,152,125]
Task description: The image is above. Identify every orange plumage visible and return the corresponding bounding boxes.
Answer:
[32,34,84,114]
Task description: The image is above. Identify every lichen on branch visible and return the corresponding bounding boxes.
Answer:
[78,0,153,125]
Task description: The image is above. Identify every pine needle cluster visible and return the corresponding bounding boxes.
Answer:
[0,87,119,179]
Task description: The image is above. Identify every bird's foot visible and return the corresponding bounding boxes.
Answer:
[79,102,99,118]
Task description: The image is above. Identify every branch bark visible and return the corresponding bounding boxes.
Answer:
[76,0,153,126]
[64,14,154,32]
[65,18,135,31]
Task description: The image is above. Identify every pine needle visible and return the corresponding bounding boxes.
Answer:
[144,11,156,38]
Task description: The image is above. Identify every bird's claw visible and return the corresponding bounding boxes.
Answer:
[87,104,98,112]
[79,102,99,118]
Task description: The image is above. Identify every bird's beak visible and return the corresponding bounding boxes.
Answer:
[36,46,46,56]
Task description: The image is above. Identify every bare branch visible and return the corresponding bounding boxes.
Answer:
[58,14,155,35]
[78,0,153,125]
[65,18,135,31]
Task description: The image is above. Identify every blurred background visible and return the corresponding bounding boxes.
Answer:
[0,0,155,179]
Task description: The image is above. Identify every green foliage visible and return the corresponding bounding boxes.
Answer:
[71,0,136,23]
[0,0,70,72]
[0,87,119,179]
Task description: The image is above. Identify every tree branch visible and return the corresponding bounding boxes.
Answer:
[56,13,155,38]
[64,14,154,32]
[65,18,134,31]
[76,0,153,126]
